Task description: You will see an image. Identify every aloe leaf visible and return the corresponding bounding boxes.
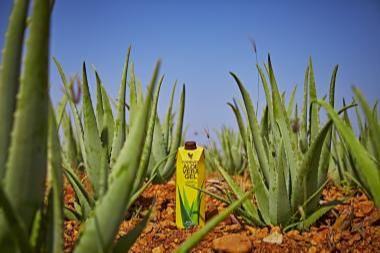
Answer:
[269,140,291,225]
[257,65,275,135]
[161,84,185,181]
[100,85,115,153]
[0,0,50,249]
[53,59,87,168]
[74,62,160,253]
[95,71,104,132]
[228,100,247,154]
[81,63,104,197]
[0,185,31,253]
[176,191,251,253]
[231,72,270,185]
[62,112,78,169]
[64,207,81,221]
[245,133,270,224]
[111,47,131,165]
[300,65,309,153]
[353,88,380,162]
[44,102,64,253]
[287,85,297,118]
[298,203,335,230]
[317,99,380,206]
[64,168,94,219]
[128,62,137,125]
[55,93,68,129]
[292,121,333,212]
[267,56,298,177]
[317,65,338,187]
[112,206,153,253]
[127,172,156,210]
[267,56,293,135]
[216,162,262,225]
[133,76,163,192]
[150,117,167,175]
[308,58,319,142]
[0,0,30,178]
[163,81,177,151]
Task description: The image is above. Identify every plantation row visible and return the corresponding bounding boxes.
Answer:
[0,0,379,252]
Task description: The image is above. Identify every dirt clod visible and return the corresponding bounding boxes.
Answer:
[212,234,252,253]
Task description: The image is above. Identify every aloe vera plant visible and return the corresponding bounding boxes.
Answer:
[146,82,186,183]
[0,1,172,252]
[219,56,343,229]
[319,88,380,207]
[205,126,247,174]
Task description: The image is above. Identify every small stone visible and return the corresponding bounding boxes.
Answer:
[212,234,252,253]
[263,231,283,245]
[152,245,164,253]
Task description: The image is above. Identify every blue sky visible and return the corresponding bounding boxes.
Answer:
[1,0,379,143]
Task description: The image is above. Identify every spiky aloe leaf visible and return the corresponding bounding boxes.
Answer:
[317,99,380,207]
[95,71,104,132]
[216,162,262,225]
[0,0,30,178]
[267,56,298,182]
[81,63,104,197]
[300,65,309,153]
[291,121,333,212]
[227,99,247,154]
[62,112,78,169]
[257,65,275,136]
[317,65,338,187]
[112,206,153,253]
[64,206,81,221]
[353,88,380,162]
[231,72,270,185]
[133,75,163,192]
[160,85,185,181]
[176,191,251,253]
[111,47,131,165]
[55,93,68,128]
[287,85,297,118]
[163,81,177,150]
[74,62,160,253]
[0,0,50,250]
[128,62,137,125]
[0,185,31,253]
[53,59,87,167]
[100,84,115,153]
[64,168,94,219]
[269,139,291,225]
[149,117,167,174]
[45,102,64,253]
[297,203,336,230]
[308,58,319,142]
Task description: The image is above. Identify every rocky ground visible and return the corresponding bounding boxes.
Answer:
[64,174,380,252]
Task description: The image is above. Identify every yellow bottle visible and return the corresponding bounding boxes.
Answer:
[176,141,205,229]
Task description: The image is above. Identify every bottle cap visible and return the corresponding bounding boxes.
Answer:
[184,141,197,150]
